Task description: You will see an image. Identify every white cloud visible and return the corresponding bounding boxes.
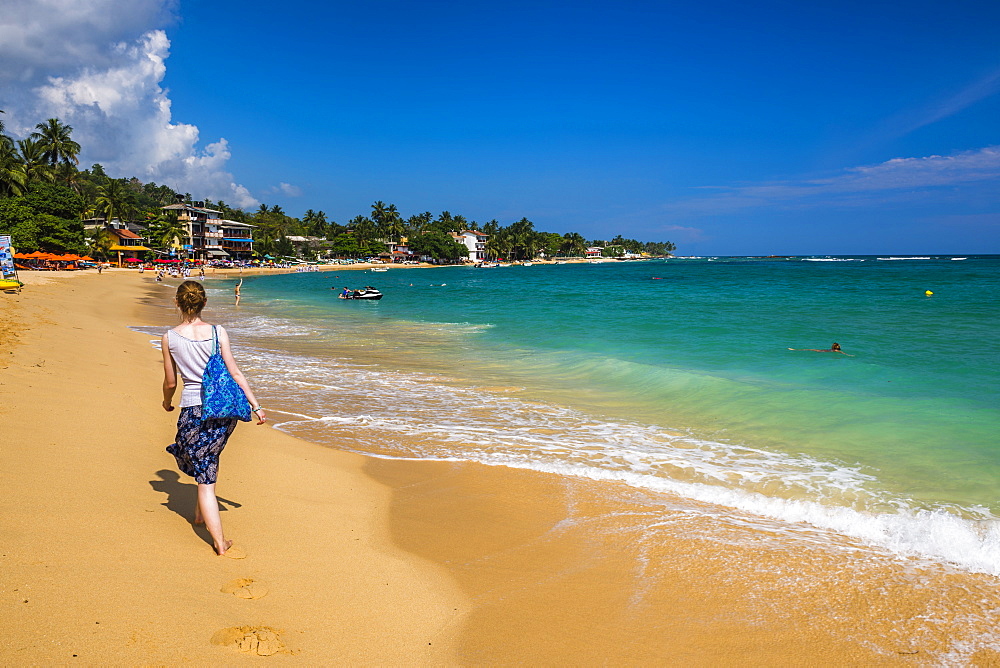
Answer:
[886,67,1000,139]
[0,1,258,209]
[273,182,303,197]
[0,0,175,84]
[669,146,1000,217]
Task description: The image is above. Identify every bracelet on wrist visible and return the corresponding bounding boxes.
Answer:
[252,406,264,412]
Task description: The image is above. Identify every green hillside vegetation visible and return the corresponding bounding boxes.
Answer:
[0,113,676,260]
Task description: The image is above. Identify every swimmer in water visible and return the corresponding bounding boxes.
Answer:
[788,342,853,356]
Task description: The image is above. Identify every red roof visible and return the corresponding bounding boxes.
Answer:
[114,228,142,239]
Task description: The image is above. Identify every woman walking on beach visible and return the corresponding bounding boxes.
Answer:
[161,280,266,556]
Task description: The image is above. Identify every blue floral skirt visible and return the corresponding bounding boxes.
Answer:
[166,406,238,484]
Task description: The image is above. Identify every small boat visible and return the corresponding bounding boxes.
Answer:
[951,257,967,261]
[338,286,383,300]
[0,279,23,290]
[371,267,388,272]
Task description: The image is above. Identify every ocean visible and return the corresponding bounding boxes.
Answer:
[146,255,1000,576]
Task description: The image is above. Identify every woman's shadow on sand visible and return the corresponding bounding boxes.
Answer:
[149,469,242,548]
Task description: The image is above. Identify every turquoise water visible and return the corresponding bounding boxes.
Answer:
[164,256,1000,574]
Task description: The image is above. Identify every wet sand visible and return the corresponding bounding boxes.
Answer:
[2,269,999,664]
[0,270,463,663]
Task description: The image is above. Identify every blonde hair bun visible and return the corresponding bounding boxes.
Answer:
[176,280,207,317]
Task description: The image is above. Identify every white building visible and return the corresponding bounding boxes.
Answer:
[451,230,489,262]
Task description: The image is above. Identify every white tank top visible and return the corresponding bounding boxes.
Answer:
[167,328,219,407]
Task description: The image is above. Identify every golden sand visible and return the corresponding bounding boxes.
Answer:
[2,269,999,665]
[0,270,464,664]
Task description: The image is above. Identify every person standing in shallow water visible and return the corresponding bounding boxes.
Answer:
[161,280,266,556]
[234,278,242,306]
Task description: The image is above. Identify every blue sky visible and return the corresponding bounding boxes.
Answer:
[2,0,999,254]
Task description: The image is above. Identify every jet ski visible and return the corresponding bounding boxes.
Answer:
[338,286,383,300]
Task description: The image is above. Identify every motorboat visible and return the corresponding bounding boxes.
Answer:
[337,286,383,300]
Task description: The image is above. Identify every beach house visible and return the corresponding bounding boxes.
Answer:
[83,217,153,265]
[450,230,489,263]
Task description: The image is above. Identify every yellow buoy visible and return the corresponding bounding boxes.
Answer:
[925,290,934,296]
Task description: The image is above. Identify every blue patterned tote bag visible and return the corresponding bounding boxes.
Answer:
[200,326,252,422]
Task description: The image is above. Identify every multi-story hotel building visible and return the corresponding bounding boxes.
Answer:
[160,203,256,261]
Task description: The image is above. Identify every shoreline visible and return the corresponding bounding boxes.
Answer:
[0,270,465,663]
[3,271,1000,663]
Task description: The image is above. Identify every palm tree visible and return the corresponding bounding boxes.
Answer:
[55,162,83,194]
[31,118,81,167]
[372,200,403,242]
[0,139,27,197]
[350,215,376,248]
[17,138,54,186]
[485,229,513,261]
[95,178,134,222]
[508,217,535,260]
[380,203,404,243]
[146,211,188,249]
[406,212,433,235]
[304,210,328,237]
[87,227,116,261]
[435,211,456,234]
[560,232,587,257]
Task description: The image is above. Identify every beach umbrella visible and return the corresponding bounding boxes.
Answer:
[26,251,48,258]
[125,257,142,263]
[80,256,95,262]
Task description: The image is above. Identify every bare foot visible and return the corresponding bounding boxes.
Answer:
[215,539,233,556]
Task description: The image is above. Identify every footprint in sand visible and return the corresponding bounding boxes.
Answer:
[211,626,287,656]
[221,545,246,559]
[221,578,269,600]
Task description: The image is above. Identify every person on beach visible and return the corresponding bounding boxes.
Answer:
[161,280,267,556]
[787,342,853,356]
[234,278,242,306]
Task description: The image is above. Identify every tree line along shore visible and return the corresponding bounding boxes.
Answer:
[1,114,677,263]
